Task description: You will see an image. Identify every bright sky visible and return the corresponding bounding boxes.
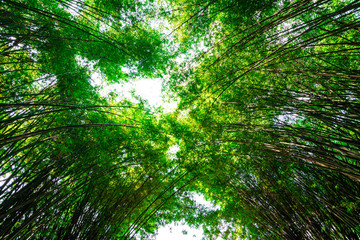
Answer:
[85,64,177,113]
[99,78,178,112]
[155,222,203,240]
[155,193,220,240]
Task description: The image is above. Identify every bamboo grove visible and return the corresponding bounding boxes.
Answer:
[1,0,360,239]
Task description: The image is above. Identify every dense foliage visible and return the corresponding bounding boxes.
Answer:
[1,0,359,239]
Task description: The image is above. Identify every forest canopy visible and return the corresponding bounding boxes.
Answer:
[1,0,360,239]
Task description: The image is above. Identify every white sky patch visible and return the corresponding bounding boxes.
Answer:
[99,22,110,33]
[149,17,172,36]
[76,55,103,88]
[0,173,13,204]
[100,78,178,113]
[153,193,221,240]
[33,74,57,91]
[193,193,220,211]
[90,70,103,87]
[57,0,83,19]
[276,111,304,125]
[75,55,177,112]
[155,221,204,240]
[168,145,180,160]
[131,78,163,107]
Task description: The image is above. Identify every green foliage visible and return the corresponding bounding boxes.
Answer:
[1,0,360,239]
